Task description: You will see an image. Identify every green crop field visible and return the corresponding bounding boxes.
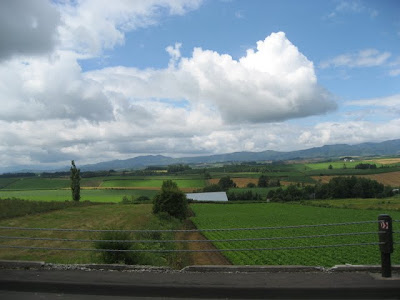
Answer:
[304,161,372,170]
[101,179,205,189]
[2,178,70,190]
[303,195,400,210]
[0,178,19,189]
[0,189,157,202]
[190,203,400,267]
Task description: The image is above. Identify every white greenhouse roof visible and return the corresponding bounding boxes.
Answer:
[186,192,228,202]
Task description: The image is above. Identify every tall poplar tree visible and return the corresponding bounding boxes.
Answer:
[70,160,81,201]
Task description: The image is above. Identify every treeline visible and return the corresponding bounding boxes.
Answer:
[0,172,36,178]
[205,163,292,174]
[227,190,262,201]
[198,176,264,201]
[202,176,236,192]
[255,175,281,187]
[267,176,394,202]
[167,164,191,173]
[355,163,377,169]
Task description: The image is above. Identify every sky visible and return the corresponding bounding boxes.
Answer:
[0,0,399,171]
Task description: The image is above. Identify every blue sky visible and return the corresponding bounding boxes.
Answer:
[0,0,399,170]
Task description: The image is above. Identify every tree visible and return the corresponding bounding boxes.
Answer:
[218,176,236,190]
[153,180,188,220]
[328,164,333,170]
[257,175,269,187]
[70,160,80,201]
[247,182,256,188]
[204,171,211,180]
[203,184,222,192]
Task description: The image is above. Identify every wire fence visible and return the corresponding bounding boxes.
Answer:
[0,242,384,253]
[0,219,392,253]
[0,231,380,244]
[0,220,379,233]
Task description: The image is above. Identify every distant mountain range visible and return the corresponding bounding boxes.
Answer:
[2,139,399,174]
[78,139,400,172]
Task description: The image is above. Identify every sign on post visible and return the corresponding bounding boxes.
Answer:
[378,214,393,278]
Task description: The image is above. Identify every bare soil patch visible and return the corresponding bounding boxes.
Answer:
[175,220,231,265]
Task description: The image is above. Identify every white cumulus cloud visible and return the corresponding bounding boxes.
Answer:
[320,49,391,68]
[347,94,400,108]
[88,32,336,124]
[57,0,202,56]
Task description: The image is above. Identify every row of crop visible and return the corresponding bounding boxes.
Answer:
[190,203,400,267]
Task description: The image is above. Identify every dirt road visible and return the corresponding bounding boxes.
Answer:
[176,220,231,266]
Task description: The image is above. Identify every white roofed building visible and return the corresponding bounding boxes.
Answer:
[186,192,228,202]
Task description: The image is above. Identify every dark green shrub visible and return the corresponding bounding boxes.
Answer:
[202,184,222,192]
[136,196,150,202]
[218,176,236,190]
[120,195,135,204]
[94,230,139,265]
[153,180,188,220]
[257,175,269,187]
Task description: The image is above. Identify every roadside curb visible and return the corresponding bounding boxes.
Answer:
[0,260,45,269]
[1,260,399,274]
[182,264,400,273]
[182,265,324,273]
[0,260,172,272]
[329,264,400,273]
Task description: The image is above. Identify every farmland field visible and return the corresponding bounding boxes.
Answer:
[3,178,69,190]
[304,160,372,170]
[190,203,400,267]
[304,195,400,210]
[0,204,182,265]
[312,171,400,186]
[368,158,400,165]
[0,189,157,202]
[101,178,205,190]
[208,178,258,188]
[0,175,205,202]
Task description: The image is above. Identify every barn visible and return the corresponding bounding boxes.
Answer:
[185,192,228,202]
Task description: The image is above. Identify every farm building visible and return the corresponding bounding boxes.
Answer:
[186,192,228,202]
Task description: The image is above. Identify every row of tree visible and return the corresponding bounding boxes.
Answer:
[267,176,394,202]
[355,163,377,169]
[227,190,262,201]
[256,175,281,187]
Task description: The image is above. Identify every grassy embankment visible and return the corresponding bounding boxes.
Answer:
[0,203,187,267]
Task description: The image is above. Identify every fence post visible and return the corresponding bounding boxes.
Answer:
[378,214,393,278]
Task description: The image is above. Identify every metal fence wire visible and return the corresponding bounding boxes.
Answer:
[0,220,389,253]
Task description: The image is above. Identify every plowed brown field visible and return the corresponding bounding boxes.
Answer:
[312,171,400,186]
[367,158,400,165]
[208,178,258,188]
